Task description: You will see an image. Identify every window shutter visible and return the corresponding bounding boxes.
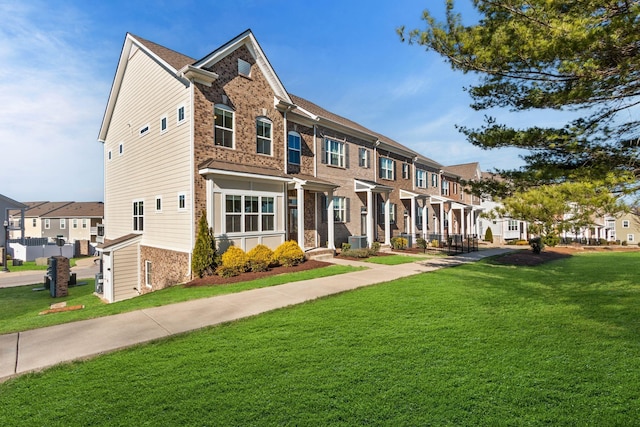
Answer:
[321,139,327,164]
[392,161,397,180]
[344,143,349,168]
[379,158,383,179]
[346,198,351,223]
[366,150,370,168]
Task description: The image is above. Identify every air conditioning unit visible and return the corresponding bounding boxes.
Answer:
[95,272,104,294]
[348,235,368,250]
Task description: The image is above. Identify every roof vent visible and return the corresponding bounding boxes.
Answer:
[238,58,251,77]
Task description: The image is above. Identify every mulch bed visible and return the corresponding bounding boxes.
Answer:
[184,260,331,287]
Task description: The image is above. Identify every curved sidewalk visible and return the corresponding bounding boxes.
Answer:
[0,248,513,382]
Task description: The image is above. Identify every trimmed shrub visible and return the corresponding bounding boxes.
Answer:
[529,236,544,254]
[391,237,408,250]
[416,237,428,252]
[272,240,305,267]
[431,239,440,248]
[369,241,381,255]
[247,244,274,272]
[220,246,249,276]
[484,227,494,243]
[341,248,370,258]
[341,242,352,251]
[622,240,628,246]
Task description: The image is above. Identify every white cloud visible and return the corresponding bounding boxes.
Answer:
[0,0,106,201]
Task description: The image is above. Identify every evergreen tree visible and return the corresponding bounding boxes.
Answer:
[400,1,640,197]
[192,211,216,278]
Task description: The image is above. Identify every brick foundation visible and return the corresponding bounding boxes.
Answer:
[139,246,190,294]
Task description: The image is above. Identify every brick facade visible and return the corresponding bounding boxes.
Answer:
[140,245,190,293]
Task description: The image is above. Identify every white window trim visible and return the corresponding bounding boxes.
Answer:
[222,191,280,235]
[44,219,50,229]
[155,196,162,213]
[177,104,186,125]
[256,117,273,156]
[325,138,345,168]
[60,219,66,229]
[416,169,426,188]
[160,115,168,134]
[139,123,150,137]
[402,163,410,180]
[288,131,301,165]
[333,196,347,223]
[359,147,370,168]
[133,199,144,232]
[145,260,152,288]
[214,104,235,149]
[72,219,78,229]
[627,234,635,242]
[82,219,87,229]
[380,158,394,180]
[622,220,630,228]
[178,193,187,211]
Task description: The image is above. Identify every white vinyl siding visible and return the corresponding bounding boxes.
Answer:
[103,46,192,251]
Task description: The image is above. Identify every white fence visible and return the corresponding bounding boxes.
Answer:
[10,242,74,261]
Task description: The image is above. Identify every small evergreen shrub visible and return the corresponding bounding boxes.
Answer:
[484,227,494,243]
[341,242,352,251]
[272,240,305,267]
[341,248,370,258]
[369,241,381,255]
[247,244,274,272]
[622,240,628,246]
[220,246,249,276]
[416,237,428,252]
[192,212,216,278]
[542,233,560,247]
[529,236,544,254]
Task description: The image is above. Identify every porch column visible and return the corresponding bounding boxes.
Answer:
[366,190,374,247]
[296,184,305,251]
[327,189,335,249]
[439,202,444,235]
[410,197,417,241]
[422,203,428,240]
[447,208,453,235]
[384,194,391,245]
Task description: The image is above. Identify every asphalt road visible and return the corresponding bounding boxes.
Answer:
[0,259,99,289]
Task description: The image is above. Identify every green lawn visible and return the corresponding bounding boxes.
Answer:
[1,252,638,425]
[0,264,362,334]
[364,254,427,265]
[5,257,79,272]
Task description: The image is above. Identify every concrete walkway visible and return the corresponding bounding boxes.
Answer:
[0,248,514,382]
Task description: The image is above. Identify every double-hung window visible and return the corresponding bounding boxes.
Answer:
[214,105,234,148]
[324,138,345,167]
[402,163,410,180]
[256,118,272,155]
[623,220,630,228]
[44,219,50,229]
[508,220,519,231]
[60,219,66,229]
[380,158,395,180]
[177,105,185,124]
[133,200,144,231]
[379,202,396,224]
[333,197,347,222]
[72,219,78,229]
[225,195,276,233]
[82,219,87,229]
[431,173,438,187]
[442,178,449,196]
[358,147,370,168]
[288,132,301,164]
[416,169,426,188]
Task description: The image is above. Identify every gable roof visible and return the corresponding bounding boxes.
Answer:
[41,202,104,218]
[0,194,27,209]
[24,202,74,217]
[445,162,481,181]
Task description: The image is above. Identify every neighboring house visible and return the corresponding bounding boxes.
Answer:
[1,194,27,264]
[97,30,483,302]
[20,202,74,239]
[40,202,104,244]
[445,164,528,243]
[613,210,640,244]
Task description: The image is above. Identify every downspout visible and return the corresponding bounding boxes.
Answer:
[188,81,195,278]
[284,109,288,175]
[313,124,317,177]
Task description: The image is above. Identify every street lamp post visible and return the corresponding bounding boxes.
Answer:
[2,220,9,272]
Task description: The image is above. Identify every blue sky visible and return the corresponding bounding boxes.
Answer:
[0,0,535,202]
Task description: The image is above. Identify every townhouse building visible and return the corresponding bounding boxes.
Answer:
[97,30,483,302]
